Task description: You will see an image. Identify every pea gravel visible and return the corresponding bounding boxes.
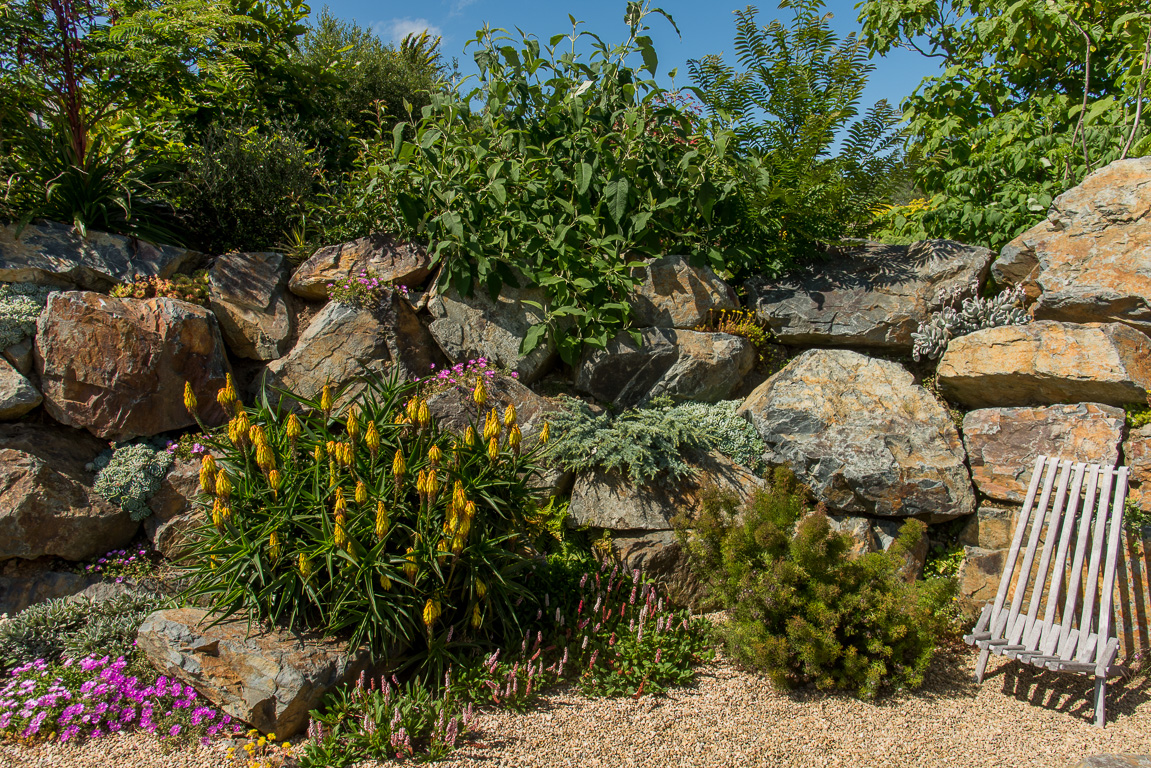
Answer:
[4,649,1150,768]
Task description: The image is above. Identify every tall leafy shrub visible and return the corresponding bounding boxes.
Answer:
[689,1,912,274]
[675,471,954,698]
[338,3,750,363]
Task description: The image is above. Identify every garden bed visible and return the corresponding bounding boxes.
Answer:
[5,649,1149,768]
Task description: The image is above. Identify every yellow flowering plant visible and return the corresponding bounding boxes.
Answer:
[184,369,548,678]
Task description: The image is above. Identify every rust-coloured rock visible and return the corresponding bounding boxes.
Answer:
[629,255,738,328]
[993,157,1151,331]
[959,505,1018,551]
[35,292,231,439]
[136,607,370,737]
[747,240,994,349]
[0,422,138,561]
[938,321,1151,409]
[264,291,446,410]
[737,349,975,521]
[289,234,431,300]
[1125,424,1151,516]
[963,403,1125,504]
[957,546,1008,605]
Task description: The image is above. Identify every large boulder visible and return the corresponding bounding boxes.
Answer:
[0,563,101,616]
[629,255,738,328]
[0,220,199,290]
[1124,424,1151,516]
[209,251,292,360]
[136,607,370,737]
[568,451,764,531]
[737,349,975,521]
[264,291,445,409]
[0,423,138,561]
[937,321,1151,409]
[426,282,556,384]
[746,240,994,349]
[144,458,205,560]
[993,157,1151,331]
[963,403,1125,504]
[574,328,755,408]
[35,292,231,440]
[957,546,1008,605]
[289,233,432,300]
[0,357,40,419]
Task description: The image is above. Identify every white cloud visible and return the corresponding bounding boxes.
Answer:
[375,17,444,45]
[451,0,478,13]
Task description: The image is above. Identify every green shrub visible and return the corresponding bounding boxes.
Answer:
[184,369,548,677]
[0,590,166,670]
[547,397,766,483]
[177,123,321,255]
[89,441,174,521]
[0,282,52,349]
[675,472,953,698]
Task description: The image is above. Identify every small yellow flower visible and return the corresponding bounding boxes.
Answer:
[298,552,313,580]
[507,423,522,450]
[452,480,467,510]
[320,383,333,414]
[365,421,380,455]
[256,443,276,472]
[473,377,487,407]
[379,572,392,591]
[375,501,389,539]
[355,480,368,504]
[539,421,550,444]
[403,547,417,580]
[266,732,275,740]
[487,436,499,462]
[406,397,420,423]
[257,737,267,747]
[200,455,217,494]
[425,469,439,500]
[464,425,477,447]
[217,373,238,412]
[483,408,501,443]
[417,399,430,426]
[286,413,302,441]
[392,449,406,480]
[416,468,428,495]
[451,534,465,554]
[427,444,442,466]
[339,441,354,467]
[183,381,198,415]
[422,598,441,627]
[334,487,347,512]
[334,511,348,549]
[504,402,517,426]
[476,578,486,599]
[268,469,282,494]
[268,530,282,561]
[215,470,232,499]
[314,444,325,463]
[345,405,360,441]
[249,424,266,446]
[471,603,482,628]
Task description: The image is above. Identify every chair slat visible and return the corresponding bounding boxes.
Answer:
[1058,465,1101,657]
[1040,463,1088,657]
[1006,458,1062,644]
[1077,468,1115,663]
[1094,468,1128,671]
[987,455,1049,640]
[1017,460,1074,647]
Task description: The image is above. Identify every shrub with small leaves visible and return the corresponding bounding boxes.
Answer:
[912,281,1029,361]
[0,282,52,349]
[675,471,954,699]
[547,397,766,484]
[90,442,174,521]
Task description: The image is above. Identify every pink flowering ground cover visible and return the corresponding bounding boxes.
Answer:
[0,655,241,745]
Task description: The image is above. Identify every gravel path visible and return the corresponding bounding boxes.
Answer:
[4,649,1150,768]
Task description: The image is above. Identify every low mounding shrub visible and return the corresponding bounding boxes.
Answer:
[184,369,549,677]
[0,590,166,671]
[109,272,210,306]
[675,469,954,699]
[911,281,1028,361]
[89,442,174,521]
[0,282,52,350]
[547,396,766,483]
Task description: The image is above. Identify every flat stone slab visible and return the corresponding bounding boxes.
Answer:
[746,239,994,349]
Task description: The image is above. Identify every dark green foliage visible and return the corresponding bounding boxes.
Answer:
[0,590,166,670]
[176,124,321,254]
[546,397,766,484]
[857,0,1151,250]
[689,1,912,275]
[676,471,953,698]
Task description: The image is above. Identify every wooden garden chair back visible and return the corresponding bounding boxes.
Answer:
[963,454,1129,727]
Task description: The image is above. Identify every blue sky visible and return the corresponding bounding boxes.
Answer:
[313,0,940,114]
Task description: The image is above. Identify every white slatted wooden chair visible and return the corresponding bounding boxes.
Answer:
[963,454,1129,727]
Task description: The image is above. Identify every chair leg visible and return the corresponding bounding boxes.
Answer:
[974,648,990,683]
[1094,677,1106,728]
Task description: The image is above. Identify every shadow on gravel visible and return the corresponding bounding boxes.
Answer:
[987,661,1151,725]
